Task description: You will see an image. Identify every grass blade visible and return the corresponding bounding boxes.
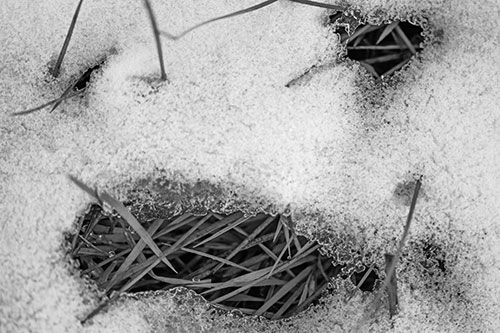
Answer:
[272,281,305,319]
[194,214,249,248]
[254,265,313,316]
[51,0,84,77]
[160,0,278,40]
[384,253,399,318]
[267,235,294,278]
[394,25,417,54]
[376,21,399,44]
[11,91,81,116]
[211,215,276,274]
[180,247,253,272]
[105,218,164,290]
[289,0,343,11]
[143,0,167,81]
[98,192,178,273]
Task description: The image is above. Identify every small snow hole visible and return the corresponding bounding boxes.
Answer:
[330,12,424,79]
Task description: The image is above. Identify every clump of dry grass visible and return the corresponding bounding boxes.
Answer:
[68,176,352,322]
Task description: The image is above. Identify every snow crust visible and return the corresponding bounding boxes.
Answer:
[1,0,499,332]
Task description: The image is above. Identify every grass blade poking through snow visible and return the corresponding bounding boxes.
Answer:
[51,0,84,77]
[358,176,422,326]
[160,0,279,40]
[143,0,167,81]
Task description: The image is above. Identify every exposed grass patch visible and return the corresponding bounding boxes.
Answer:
[68,177,378,322]
[330,13,424,79]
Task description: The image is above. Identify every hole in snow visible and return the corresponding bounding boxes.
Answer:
[67,203,378,320]
[330,12,425,79]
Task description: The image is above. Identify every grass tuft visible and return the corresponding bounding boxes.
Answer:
[67,178,378,320]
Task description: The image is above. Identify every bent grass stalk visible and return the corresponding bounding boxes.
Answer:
[143,0,167,81]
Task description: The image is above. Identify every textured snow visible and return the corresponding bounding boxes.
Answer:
[1,0,499,332]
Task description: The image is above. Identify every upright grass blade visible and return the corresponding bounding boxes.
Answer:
[160,0,279,40]
[384,253,398,318]
[358,176,422,327]
[143,0,167,81]
[51,0,84,77]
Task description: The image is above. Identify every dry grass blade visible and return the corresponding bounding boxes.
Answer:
[11,91,82,116]
[82,249,129,275]
[273,217,283,242]
[143,0,167,81]
[68,175,177,273]
[283,225,292,259]
[272,281,305,319]
[381,58,409,78]
[384,177,422,289]
[376,21,399,44]
[394,25,417,54]
[356,263,375,289]
[254,265,313,316]
[341,25,378,43]
[358,177,422,327]
[180,247,253,272]
[384,253,398,318]
[98,192,178,273]
[51,0,84,77]
[267,235,294,278]
[348,45,408,50]
[105,219,164,290]
[194,214,249,248]
[289,0,344,10]
[294,280,329,314]
[160,0,278,40]
[364,53,403,64]
[211,215,276,274]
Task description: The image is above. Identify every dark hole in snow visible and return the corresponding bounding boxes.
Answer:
[330,12,424,79]
[68,203,378,320]
[73,62,103,91]
[351,266,378,292]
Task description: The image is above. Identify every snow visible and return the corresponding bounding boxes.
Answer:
[1,0,499,332]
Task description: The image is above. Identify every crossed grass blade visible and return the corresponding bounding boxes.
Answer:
[69,175,178,274]
[376,21,399,44]
[10,91,82,116]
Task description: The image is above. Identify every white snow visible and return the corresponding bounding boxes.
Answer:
[1,0,499,332]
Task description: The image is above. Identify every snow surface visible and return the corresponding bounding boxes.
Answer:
[1,0,499,332]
